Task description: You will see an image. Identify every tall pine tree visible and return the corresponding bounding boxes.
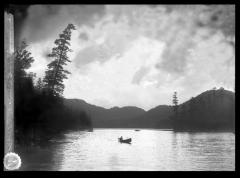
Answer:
[172,91,178,116]
[43,24,76,97]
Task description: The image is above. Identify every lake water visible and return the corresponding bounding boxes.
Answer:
[17,129,235,171]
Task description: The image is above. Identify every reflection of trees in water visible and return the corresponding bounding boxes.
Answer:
[171,131,185,166]
[15,134,67,171]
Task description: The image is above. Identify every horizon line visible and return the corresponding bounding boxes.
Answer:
[64,88,235,112]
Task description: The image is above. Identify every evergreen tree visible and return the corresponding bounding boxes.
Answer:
[14,40,34,88]
[14,40,35,105]
[43,24,76,97]
[36,78,43,91]
[172,91,178,116]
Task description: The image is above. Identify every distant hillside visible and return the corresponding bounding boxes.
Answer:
[63,99,146,127]
[173,88,235,131]
[63,88,235,131]
[125,105,173,128]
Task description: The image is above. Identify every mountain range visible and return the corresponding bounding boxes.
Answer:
[63,88,235,130]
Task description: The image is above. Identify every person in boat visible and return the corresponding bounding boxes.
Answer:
[119,137,131,144]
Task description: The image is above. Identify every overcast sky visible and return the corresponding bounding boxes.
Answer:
[21,5,235,110]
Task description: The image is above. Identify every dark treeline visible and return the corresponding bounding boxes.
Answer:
[171,88,235,131]
[14,24,92,146]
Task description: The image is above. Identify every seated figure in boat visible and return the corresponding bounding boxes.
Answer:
[118,136,131,144]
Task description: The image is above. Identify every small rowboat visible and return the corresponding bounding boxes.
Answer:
[118,137,132,144]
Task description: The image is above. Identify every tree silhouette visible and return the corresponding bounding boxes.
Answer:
[14,40,36,134]
[14,40,35,106]
[172,91,178,117]
[36,78,43,91]
[43,24,76,97]
[14,40,34,86]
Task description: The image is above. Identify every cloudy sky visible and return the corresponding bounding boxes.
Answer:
[21,5,235,110]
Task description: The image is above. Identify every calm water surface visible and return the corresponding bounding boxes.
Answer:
[18,129,235,171]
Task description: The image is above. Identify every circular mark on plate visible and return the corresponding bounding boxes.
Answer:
[4,152,22,170]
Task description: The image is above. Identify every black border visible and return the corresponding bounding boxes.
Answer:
[2,1,238,177]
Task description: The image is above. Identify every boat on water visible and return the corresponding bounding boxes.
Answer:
[118,137,132,144]
[135,129,140,131]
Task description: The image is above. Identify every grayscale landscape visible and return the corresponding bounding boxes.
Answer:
[6,4,235,171]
